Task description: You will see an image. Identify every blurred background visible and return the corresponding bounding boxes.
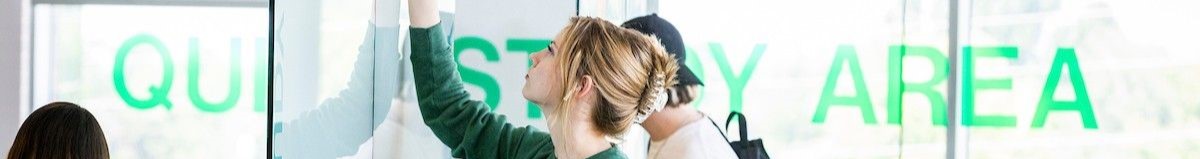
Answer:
[1,0,1198,158]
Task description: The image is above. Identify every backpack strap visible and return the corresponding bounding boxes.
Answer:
[725,111,749,143]
[707,115,730,142]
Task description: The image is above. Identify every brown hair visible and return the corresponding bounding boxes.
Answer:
[552,17,679,138]
[8,102,109,159]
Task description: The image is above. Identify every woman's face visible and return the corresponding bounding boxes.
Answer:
[522,33,567,109]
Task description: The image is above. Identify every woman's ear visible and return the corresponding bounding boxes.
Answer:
[574,75,596,99]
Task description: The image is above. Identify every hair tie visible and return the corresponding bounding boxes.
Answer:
[635,75,668,124]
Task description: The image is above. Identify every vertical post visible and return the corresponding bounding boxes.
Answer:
[267,0,275,158]
[0,0,29,155]
[946,0,961,158]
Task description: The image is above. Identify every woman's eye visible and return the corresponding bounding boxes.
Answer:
[547,42,556,55]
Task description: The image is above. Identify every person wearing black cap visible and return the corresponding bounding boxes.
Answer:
[623,14,738,159]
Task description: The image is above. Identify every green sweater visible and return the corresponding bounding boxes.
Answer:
[409,23,626,159]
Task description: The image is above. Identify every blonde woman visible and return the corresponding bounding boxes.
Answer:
[407,0,679,158]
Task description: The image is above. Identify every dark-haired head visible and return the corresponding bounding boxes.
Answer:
[8,102,109,159]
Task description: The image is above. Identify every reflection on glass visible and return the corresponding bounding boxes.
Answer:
[271,0,429,158]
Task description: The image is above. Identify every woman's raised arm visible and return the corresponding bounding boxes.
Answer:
[407,0,439,28]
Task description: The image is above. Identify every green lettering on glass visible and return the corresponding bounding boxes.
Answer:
[710,43,766,112]
[114,34,174,110]
[454,36,502,109]
[507,38,551,118]
[188,38,242,113]
[887,45,948,125]
[1032,48,1098,129]
[962,46,1017,127]
[813,45,877,124]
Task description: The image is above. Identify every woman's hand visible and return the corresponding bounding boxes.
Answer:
[408,0,440,28]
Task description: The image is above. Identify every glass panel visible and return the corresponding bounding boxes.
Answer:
[899,0,952,157]
[270,0,401,158]
[657,0,920,158]
[30,3,268,158]
[962,0,1200,157]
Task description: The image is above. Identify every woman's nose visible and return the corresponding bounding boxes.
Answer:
[530,52,543,66]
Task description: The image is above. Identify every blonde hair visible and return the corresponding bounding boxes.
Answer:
[553,17,679,138]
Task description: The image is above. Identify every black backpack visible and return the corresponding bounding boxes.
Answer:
[709,111,771,159]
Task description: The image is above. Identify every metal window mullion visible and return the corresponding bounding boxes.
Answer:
[946,0,962,158]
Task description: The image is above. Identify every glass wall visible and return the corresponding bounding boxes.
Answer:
[656,0,1200,158]
[656,0,948,158]
[961,0,1200,158]
[270,0,1200,158]
[23,0,1197,158]
[29,1,268,158]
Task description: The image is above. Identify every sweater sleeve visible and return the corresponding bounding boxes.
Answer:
[408,22,558,159]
